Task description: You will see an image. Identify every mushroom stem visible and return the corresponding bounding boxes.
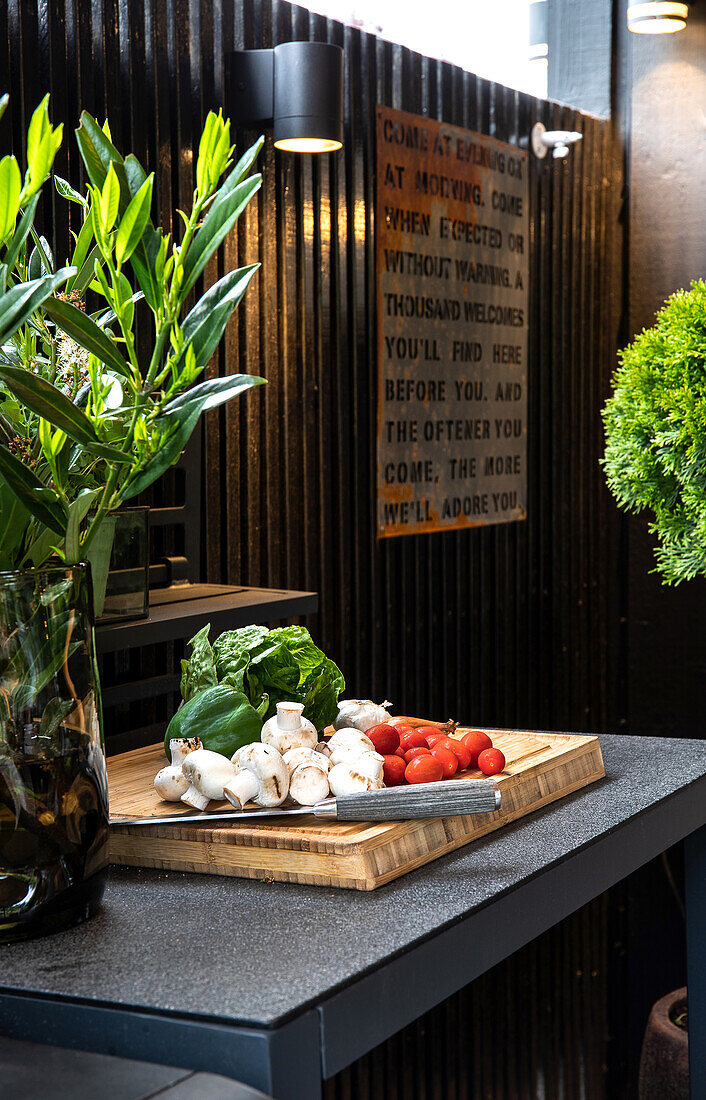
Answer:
[276,701,306,730]
[223,770,260,810]
[170,737,202,767]
[181,784,210,811]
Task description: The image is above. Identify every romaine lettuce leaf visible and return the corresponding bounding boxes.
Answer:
[179,623,345,731]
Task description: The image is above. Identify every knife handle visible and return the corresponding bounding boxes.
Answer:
[330,778,501,821]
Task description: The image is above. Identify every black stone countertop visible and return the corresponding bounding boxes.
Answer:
[1,734,705,1029]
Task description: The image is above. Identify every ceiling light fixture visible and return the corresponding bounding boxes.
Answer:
[228,42,344,153]
[627,2,689,33]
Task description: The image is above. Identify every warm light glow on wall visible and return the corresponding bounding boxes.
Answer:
[628,2,689,33]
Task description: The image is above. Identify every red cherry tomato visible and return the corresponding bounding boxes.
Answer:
[382,754,407,786]
[404,755,444,784]
[478,747,505,775]
[461,730,493,767]
[399,729,429,752]
[366,723,400,755]
[388,717,414,730]
[403,745,431,763]
[430,744,458,778]
[424,731,448,747]
[441,737,471,770]
[394,746,406,758]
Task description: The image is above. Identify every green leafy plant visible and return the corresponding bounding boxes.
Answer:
[602,280,706,583]
[0,96,265,585]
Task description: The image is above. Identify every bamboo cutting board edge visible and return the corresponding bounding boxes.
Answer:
[108,728,605,890]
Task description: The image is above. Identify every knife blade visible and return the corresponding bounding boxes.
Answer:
[111,777,501,826]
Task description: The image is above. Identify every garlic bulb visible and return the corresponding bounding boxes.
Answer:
[333,699,392,732]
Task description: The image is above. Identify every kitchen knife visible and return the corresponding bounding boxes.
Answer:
[113,777,501,826]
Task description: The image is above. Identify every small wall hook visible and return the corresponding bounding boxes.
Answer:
[531,122,583,160]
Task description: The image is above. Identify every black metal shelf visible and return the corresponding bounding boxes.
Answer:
[96,584,318,653]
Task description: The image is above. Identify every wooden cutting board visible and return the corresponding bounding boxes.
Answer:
[107,720,604,890]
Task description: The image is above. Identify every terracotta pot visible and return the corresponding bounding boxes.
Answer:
[638,987,688,1099]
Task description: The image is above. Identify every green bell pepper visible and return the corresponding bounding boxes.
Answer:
[163,684,265,760]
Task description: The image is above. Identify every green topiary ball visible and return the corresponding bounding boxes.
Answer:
[602,279,706,584]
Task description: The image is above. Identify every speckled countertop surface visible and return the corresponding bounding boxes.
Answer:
[1,734,705,1029]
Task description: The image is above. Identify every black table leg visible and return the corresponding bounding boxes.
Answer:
[685,824,706,1098]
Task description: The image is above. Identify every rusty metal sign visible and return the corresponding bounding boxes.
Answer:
[376,105,529,538]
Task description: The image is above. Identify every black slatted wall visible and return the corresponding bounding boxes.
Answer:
[1,1,633,1095]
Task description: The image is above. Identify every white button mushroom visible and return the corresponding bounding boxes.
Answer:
[327,728,374,754]
[289,762,331,806]
[180,748,238,811]
[282,747,331,806]
[261,701,317,754]
[283,747,331,774]
[351,751,384,781]
[154,738,203,802]
[328,761,385,797]
[223,743,290,809]
[154,765,190,802]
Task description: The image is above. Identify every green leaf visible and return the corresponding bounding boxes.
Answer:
[181,174,261,295]
[75,112,127,192]
[180,624,218,702]
[196,114,217,196]
[38,698,75,741]
[0,156,21,244]
[64,488,101,563]
[163,372,266,419]
[93,290,144,329]
[85,513,116,617]
[125,372,265,500]
[65,209,96,291]
[124,153,147,194]
[174,264,259,373]
[23,96,63,202]
[228,136,265,189]
[115,173,154,266]
[122,401,203,499]
[54,175,87,207]
[0,444,66,534]
[28,235,53,279]
[0,478,30,569]
[43,294,133,380]
[26,95,51,168]
[75,114,163,310]
[0,268,75,344]
[71,242,102,295]
[3,194,39,274]
[100,163,120,232]
[0,364,128,462]
[129,227,161,310]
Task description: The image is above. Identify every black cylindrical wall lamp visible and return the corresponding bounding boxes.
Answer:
[228,42,344,153]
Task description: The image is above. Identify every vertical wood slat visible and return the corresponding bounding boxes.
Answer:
[4,2,624,1096]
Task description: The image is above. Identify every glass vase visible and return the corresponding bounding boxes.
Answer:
[0,564,109,942]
